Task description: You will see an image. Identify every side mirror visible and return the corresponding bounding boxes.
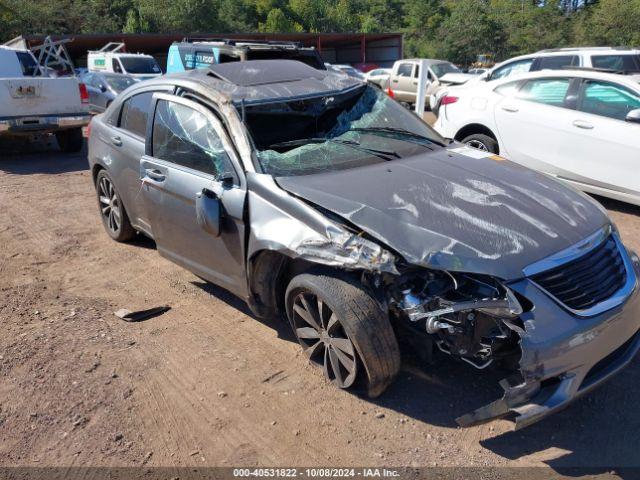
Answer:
[100,84,107,92]
[195,188,221,237]
[625,109,640,124]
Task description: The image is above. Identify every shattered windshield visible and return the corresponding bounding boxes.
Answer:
[104,74,136,92]
[430,62,461,77]
[241,85,446,177]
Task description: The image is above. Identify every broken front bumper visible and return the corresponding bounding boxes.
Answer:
[0,113,90,135]
[458,248,640,430]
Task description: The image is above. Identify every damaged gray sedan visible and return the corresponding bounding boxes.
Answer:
[88,60,640,429]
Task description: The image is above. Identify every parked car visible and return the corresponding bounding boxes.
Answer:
[387,58,475,106]
[325,63,366,80]
[79,71,136,114]
[364,67,391,89]
[88,60,640,430]
[433,69,640,206]
[167,38,325,73]
[88,42,162,80]
[431,47,640,113]
[0,45,90,152]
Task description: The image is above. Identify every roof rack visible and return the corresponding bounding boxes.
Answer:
[560,66,629,74]
[96,42,126,53]
[537,46,635,53]
[181,37,303,48]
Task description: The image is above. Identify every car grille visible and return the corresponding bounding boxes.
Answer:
[531,235,627,311]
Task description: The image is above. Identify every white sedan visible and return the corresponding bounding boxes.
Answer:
[434,69,640,206]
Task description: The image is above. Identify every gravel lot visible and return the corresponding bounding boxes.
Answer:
[1,136,639,476]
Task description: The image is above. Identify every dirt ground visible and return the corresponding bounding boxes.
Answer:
[1,136,640,475]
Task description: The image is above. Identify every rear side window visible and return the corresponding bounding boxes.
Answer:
[578,80,640,121]
[591,55,640,73]
[517,78,571,107]
[152,100,232,177]
[490,58,533,80]
[16,51,40,76]
[119,92,154,137]
[534,55,579,71]
[396,63,413,77]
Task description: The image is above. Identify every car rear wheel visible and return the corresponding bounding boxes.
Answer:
[461,133,498,153]
[56,128,83,153]
[95,170,135,242]
[285,273,400,397]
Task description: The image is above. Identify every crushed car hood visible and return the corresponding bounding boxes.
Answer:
[276,146,608,280]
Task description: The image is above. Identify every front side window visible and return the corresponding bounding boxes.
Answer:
[152,100,232,177]
[396,63,413,77]
[591,54,640,73]
[243,85,446,177]
[578,80,640,121]
[491,59,534,80]
[119,56,161,74]
[517,78,571,107]
[535,55,579,71]
[119,92,154,137]
[112,59,123,73]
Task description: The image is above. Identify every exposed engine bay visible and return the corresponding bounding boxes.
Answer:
[385,269,525,371]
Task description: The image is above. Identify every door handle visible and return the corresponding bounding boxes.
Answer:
[573,120,594,130]
[144,168,165,182]
[111,136,122,146]
[501,105,519,113]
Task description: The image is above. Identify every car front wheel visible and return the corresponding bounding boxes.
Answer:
[285,273,400,397]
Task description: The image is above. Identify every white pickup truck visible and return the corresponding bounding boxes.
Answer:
[0,46,91,152]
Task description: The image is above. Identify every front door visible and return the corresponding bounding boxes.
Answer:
[139,93,247,295]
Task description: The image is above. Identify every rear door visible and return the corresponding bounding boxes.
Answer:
[139,93,247,294]
[556,78,640,196]
[493,77,576,172]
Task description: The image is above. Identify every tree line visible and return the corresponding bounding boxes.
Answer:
[1,0,638,65]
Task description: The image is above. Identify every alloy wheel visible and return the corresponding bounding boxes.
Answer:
[98,176,121,234]
[291,292,358,388]
[465,139,489,151]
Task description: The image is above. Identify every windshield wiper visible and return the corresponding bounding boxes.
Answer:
[349,127,445,147]
[267,137,401,160]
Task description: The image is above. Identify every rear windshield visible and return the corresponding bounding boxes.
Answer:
[104,75,136,92]
[591,54,640,73]
[241,85,445,177]
[430,62,461,77]
[16,51,40,76]
[119,57,161,74]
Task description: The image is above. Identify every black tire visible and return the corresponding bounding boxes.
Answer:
[461,133,498,153]
[95,169,136,242]
[285,273,400,398]
[56,128,84,153]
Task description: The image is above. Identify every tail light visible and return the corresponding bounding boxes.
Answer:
[79,83,89,104]
[441,95,459,106]
[386,87,395,98]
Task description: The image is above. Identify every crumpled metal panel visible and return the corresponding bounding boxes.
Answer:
[246,172,398,274]
[277,148,609,280]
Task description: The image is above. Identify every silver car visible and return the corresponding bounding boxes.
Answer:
[88,60,640,430]
[80,71,136,114]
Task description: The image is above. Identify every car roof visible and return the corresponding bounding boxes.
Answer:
[490,68,640,89]
[139,60,363,105]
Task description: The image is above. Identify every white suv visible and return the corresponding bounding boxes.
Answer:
[431,47,640,111]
